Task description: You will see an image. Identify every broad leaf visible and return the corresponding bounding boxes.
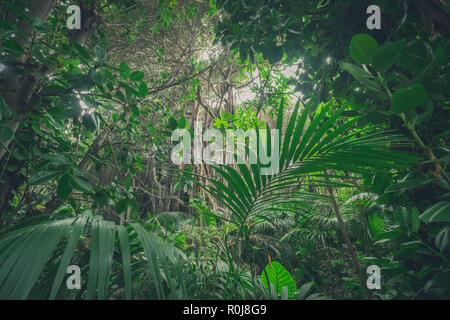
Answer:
[119,61,131,80]
[372,40,405,73]
[391,83,427,113]
[419,202,450,223]
[349,34,378,65]
[261,261,297,299]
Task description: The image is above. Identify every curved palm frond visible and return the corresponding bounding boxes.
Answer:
[0,216,189,300]
[202,99,418,231]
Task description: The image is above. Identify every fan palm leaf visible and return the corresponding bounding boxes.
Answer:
[0,216,189,300]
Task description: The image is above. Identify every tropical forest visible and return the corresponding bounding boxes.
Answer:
[0,0,449,302]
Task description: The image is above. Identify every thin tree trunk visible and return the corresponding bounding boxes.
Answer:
[324,171,371,300]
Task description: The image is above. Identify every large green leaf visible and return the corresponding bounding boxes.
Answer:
[372,40,405,73]
[49,217,87,299]
[119,61,130,80]
[0,217,189,300]
[57,174,72,200]
[349,34,378,65]
[385,176,433,193]
[260,261,297,299]
[0,219,71,299]
[424,270,450,297]
[69,174,92,193]
[130,71,145,82]
[391,83,427,113]
[420,202,450,223]
[40,153,71,165]
[137,81,149,97]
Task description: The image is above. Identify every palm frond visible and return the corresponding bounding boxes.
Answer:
[0,216,189,300]
[202,100,418,232]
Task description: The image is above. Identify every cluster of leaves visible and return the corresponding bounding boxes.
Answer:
[212,0,449,299]
[344,33,450,298]
[0,0,448,300]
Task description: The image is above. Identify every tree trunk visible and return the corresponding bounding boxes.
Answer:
[324,171,372,299]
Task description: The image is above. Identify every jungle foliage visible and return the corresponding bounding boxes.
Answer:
[0,0,448,300]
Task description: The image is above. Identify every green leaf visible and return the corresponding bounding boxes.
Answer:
[0,124,14,141]
[132,224,164,299]
[168,117,177,130]
[138,81,149,97]
[435,226,450,252]
[73,42,91,60]
[349,34,378,65]
[420,202,450,223]
[340,62,383,93]
[3,221,69,299]
[261,261,297,299]
[411,207,420,233]
[94,46,107,64]
[0,97,15,122]
[82,113,100,132]
[130,71,145,82]
[49,217,87,299]
[86,219,99,299]
[385,177,433,193]
[3,38,25,57]
[117,225,131,300]
[89,70,107,85]
[298,281,315,300]
[57,174,72,200]
[69,174,92,193]
[115,199,128,214]
[40,153,71,165]
[40,85,69,96]
[393,207,420,233]
[424,270,450,296]
[391,83,427,113]
[372,40,405,73]
[0,217,186,300]
[177,117,186,129]
[397,40,431,76]
[28,170,62,185]
[393,207,410,228]
[57,99,82,119]
[96,220,116,299]
[263,43,284,64]
[119,61,130,80]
